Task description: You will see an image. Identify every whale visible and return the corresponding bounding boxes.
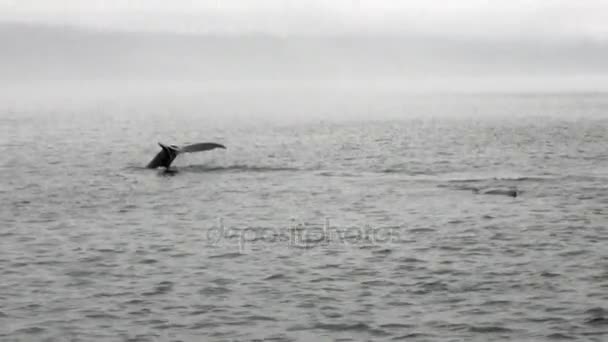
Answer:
[473,188,518,197]
[146,142,226,169]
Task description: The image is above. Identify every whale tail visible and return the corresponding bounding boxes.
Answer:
[180,142,227,153]
[146,142,226,169]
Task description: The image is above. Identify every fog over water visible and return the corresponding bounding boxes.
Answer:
[2,0,608,103]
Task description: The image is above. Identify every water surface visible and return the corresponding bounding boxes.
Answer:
[1,93,608,341]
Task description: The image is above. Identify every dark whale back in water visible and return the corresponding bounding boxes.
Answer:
[146,142,226,169]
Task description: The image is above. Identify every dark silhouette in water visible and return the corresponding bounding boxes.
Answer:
[473,188,518,197]
[146,142,226,169]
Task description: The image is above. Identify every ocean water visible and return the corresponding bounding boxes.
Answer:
[1,92,608,341]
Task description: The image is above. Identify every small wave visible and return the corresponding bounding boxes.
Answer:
[495,176,551,182]
[546,333,575,340]
[208,252,243,259]
[399,257,425,263]
[189,322,220,330]
[480,300,512,306]
[312,322,388,336]
[372,248,392,255]
[469,325,513,333]
[84,312,121,320]
[425,321,470,331]
[264,273,286,281]
[387,301,414,307]
[65,269,96,277]
[409,228,436,233]
[447,178,487,183]
[123,165,149,171]
[181,164,302,173]
[153,323,188,330]
[448,176,553,183]
[142,281,174,296]
[380,168,436,176]
[316,171,361,177]
[93,292,131,298]
[310,276,336,283]
[198,286,231,295]
[378,323,415,329]
[394,332,434,339]
[584,307,608,326]
[12,327,45,335]
[315,263,341,269]
[245,315,278,322]
[585,307,608,316]
[361,279,396,287]
[585,316,608,325]
[210,278,234,286]
[541,271,561,278]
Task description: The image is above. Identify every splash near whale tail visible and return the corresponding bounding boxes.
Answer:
[146,142,226,169]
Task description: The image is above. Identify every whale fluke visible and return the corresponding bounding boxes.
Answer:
[146,142,226,169]
[180,142,226,153]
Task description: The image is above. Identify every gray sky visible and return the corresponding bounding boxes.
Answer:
[1,0,608,39]
[2,0,608,93]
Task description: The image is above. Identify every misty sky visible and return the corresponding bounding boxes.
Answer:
[1,1,608,93]
[1,0,608,39]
